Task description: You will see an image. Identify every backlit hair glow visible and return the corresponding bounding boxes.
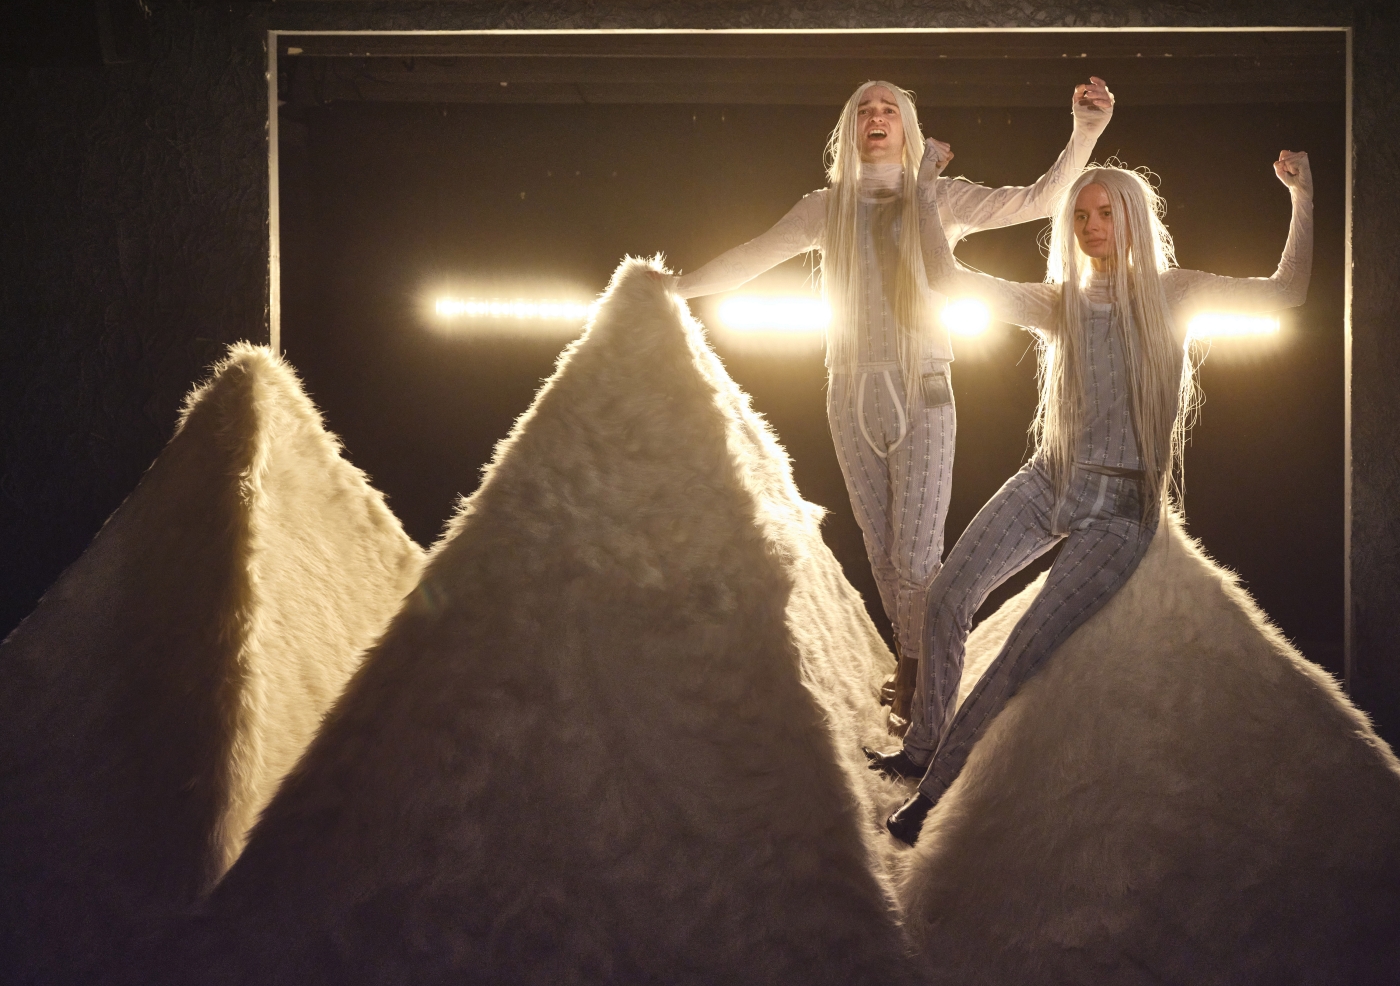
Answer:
[1036,165,1200,521]
[821,81,931,399]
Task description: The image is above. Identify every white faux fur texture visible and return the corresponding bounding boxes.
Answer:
[898,514,1400,985]
[168,259,918,986]
[198,345,426,870]
[0,344,423,986]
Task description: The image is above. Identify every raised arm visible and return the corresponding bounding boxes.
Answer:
[918,144,1057,332]
[672,190,826,299]
[933,77,1114,243]
[1165,150,1314,315]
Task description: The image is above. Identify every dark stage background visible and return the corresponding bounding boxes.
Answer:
[279,95,1345,673]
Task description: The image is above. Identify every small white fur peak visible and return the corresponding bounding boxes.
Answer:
[0,343,423,984]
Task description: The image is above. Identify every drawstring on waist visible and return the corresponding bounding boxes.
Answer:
[855,369,909,460]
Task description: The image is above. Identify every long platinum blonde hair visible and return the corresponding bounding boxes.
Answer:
[1037,165,1199,521]
[821,81,931,398]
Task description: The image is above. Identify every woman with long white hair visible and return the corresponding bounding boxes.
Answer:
[866,150,1314,845]
[672,79,1114,727]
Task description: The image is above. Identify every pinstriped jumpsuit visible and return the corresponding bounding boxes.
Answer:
[909,175,1314,801]
[674,116,1108,674]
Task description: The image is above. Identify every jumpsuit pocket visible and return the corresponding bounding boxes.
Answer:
[921,368,954,408]
[1114,476,1143,520]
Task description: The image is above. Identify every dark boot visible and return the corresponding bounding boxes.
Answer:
[885,710,909,737]
[886,791,935,846]
[879,673,897,707]
[862,746,926,781]
[878,638,904,707]
[888,655,918,734]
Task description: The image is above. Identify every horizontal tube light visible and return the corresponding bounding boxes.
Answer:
[435,297,593,321]
[717,296,830,333]
[1188,313,1281,339]
[718,296,993,337]
[941,298,991,337]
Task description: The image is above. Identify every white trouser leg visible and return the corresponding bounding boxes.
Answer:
[827,362,955,666]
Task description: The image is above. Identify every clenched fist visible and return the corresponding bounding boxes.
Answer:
[1274,150,1313,198]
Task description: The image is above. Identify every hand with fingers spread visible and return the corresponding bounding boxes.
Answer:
[1274,150,1313,198]
[1071,76,1114,137]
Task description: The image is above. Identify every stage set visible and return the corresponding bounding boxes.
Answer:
[3,3,1400,984]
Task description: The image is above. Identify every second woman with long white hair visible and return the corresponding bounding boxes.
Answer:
[867,149,1314,845]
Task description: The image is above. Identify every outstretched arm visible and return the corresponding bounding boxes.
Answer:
[1166,151,1314,315]
[672,191,826,299]
[918,142,1057,332]
[933,77,1114,243]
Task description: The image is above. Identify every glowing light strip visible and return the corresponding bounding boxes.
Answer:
[1188,313,1281,339]
[714,295,996,337]
[435,297,593,321]
[717,296,830,333]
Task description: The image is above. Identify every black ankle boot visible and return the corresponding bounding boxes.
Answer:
[886,791,935,846]
[889,655,917,722]
[879,640,908,708]
[862,746,926,781]
[878,673,897,707]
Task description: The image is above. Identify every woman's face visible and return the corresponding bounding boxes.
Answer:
[1073,183,1117,260]
[857,86,905,165]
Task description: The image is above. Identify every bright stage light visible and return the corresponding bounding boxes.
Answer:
[1188,313,1281,339]
[717,296,830,333]
[941,298,991,336]
[434,297,594,322]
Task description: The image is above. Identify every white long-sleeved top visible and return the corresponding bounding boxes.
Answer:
[916,182,1315,343]
[918,175,1314,469]
[674,103,1112,363]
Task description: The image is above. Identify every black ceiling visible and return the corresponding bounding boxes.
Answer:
[277,30,1347,107]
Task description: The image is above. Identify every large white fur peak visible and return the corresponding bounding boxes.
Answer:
[168,259,917,985]
[0,344,423,985]
[898,512,1400,984]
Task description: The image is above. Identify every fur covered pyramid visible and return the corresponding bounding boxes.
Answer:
[0,345,424,985]
[164,260,914,985]
[900,514,1400,985]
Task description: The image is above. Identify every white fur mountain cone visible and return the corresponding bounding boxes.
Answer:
[900,514,1400,985]
[0,344,424,986]
[165,259,915,986]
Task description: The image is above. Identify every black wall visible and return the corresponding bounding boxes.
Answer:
[1,1,267,637]
[3,0,1397,741]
